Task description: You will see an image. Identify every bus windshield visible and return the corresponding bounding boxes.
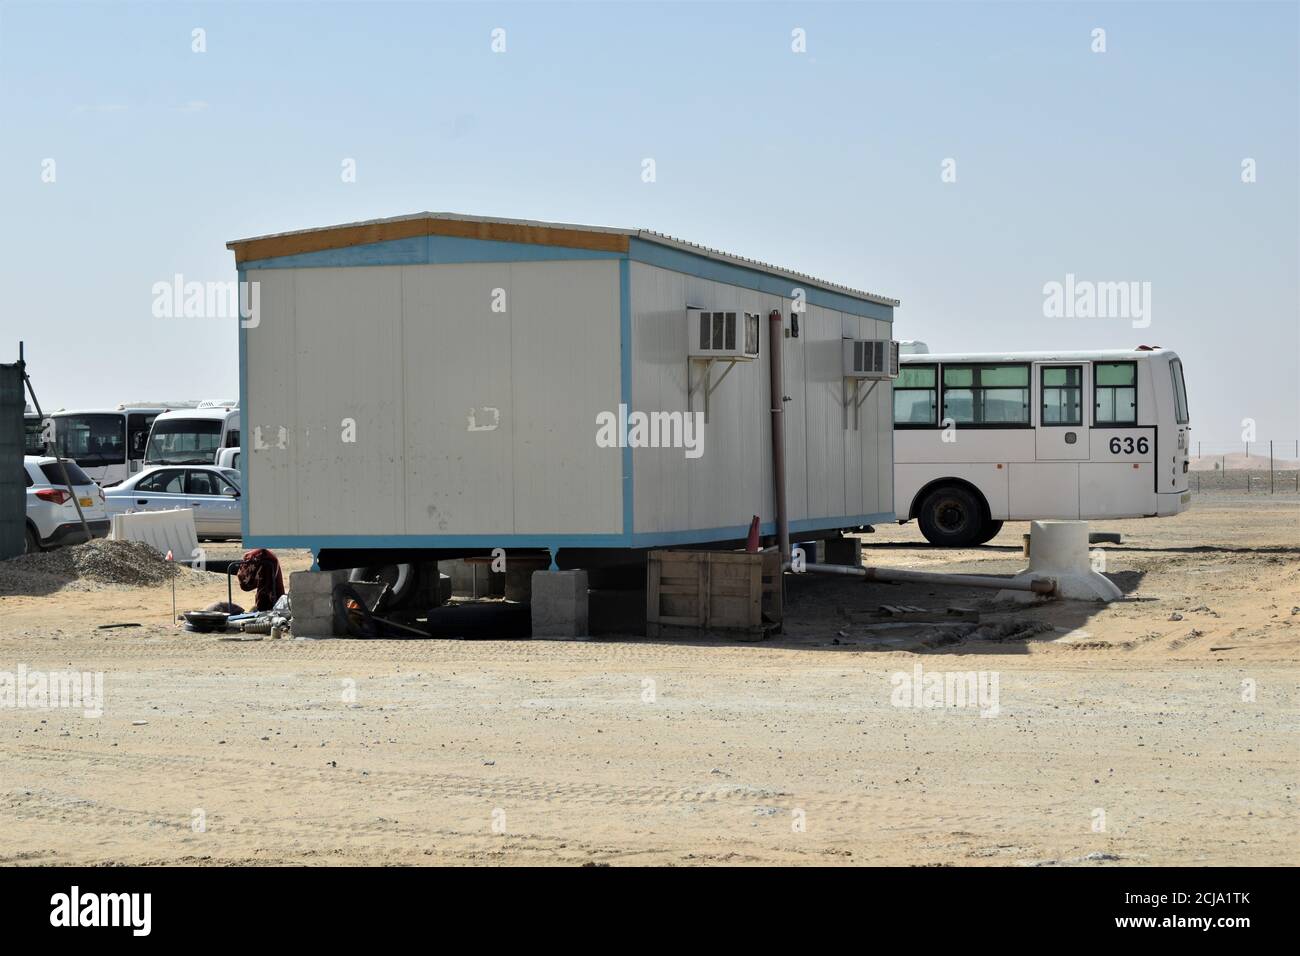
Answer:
[55,413,126,465]
[147,419,223,464]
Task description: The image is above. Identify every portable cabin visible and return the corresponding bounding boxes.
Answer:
[226,213,899,567]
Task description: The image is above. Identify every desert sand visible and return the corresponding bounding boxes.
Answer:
[1,493,1296,866]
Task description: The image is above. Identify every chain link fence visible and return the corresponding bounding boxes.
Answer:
[1190,440,1300,494]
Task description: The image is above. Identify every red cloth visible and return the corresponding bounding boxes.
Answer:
[237,548,285,611]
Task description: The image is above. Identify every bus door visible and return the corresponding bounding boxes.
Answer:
[1035,363,1089,460]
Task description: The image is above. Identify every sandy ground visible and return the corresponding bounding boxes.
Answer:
[0,493,1296,866]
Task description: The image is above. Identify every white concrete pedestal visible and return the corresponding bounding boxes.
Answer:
[997,520,1122,603]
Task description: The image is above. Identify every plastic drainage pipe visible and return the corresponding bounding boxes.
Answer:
[768,309,790,563]
[798,561,1056,595]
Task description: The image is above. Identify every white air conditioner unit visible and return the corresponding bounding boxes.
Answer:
[842,339,900,380]
[687,309,760,360]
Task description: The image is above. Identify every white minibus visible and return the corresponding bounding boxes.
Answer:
[894,347,1190,545]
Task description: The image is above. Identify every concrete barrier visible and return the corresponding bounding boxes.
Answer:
[109,508,198,562]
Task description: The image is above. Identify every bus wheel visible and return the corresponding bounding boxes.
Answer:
[971,519,1004,546]
[917,486,985,547]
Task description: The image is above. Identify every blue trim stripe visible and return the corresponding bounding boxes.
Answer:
[628,238,894,321]
[241,234,622,271]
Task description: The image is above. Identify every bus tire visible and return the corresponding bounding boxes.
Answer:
[971,519,1004,546]
[917,486,986,547]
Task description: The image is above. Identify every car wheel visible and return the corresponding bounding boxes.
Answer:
[917,486,987,547]
[25,525,41,554]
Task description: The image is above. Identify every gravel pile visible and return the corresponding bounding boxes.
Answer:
[0,539,180,594]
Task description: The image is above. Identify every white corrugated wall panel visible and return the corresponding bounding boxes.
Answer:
[400,263,516,534]
[508,261,622,534]
[244,268,299,535]
[247,260,621,539]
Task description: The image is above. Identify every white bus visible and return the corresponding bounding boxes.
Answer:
[24,407,46,455]
[49,406,169,487]
[894,347,1191,545]
[145,401,240,468]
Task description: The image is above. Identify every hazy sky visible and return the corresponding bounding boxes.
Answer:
[2,1,1296,446]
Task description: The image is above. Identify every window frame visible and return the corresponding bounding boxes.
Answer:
[137,468,185,494]
[1169,358,1189,425]
[1039,364,1084,428]
[1092,360,1139,427]
[939,362,1033,429]
[893,363,939,429]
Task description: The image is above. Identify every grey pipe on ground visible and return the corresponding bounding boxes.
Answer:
[797,560,1056,595]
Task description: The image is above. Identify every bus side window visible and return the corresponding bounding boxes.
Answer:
[893,365,938,426]
[1094,362,1137,425]
[942,364,1030,425]
[1041,366,1082,426]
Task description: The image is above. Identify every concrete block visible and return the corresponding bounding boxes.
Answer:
[289,569,351,637]
[822,537,862,567]
[530,570,589,639]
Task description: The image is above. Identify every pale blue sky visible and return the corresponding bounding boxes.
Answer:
[2,0,1296,441]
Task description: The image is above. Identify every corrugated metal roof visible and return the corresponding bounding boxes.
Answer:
[227,212,899,308]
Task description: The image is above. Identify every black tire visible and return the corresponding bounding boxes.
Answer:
[917,486,987,547]
[970,519,1004,546]
[24,525,42,554]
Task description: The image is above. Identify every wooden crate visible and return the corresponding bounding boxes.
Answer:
[646,548,783,638]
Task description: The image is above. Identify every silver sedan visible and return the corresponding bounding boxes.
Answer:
[103,465,243,541]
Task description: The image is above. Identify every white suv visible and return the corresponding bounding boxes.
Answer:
[23,456,110,552]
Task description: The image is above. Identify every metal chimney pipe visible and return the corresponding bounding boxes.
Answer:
[768,309,790,562]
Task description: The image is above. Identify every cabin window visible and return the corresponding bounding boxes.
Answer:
[941,364,1030,425]
[893,364,938,426]
[1094,362,1138,425]
[1041,366,1083,426]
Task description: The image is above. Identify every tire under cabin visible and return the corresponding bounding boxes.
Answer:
[226,213,900,633]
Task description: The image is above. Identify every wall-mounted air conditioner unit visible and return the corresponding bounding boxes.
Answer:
[842,339,900,380]
[687,309,760,360]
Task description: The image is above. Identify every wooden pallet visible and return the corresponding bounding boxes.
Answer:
[646,548,783,638]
